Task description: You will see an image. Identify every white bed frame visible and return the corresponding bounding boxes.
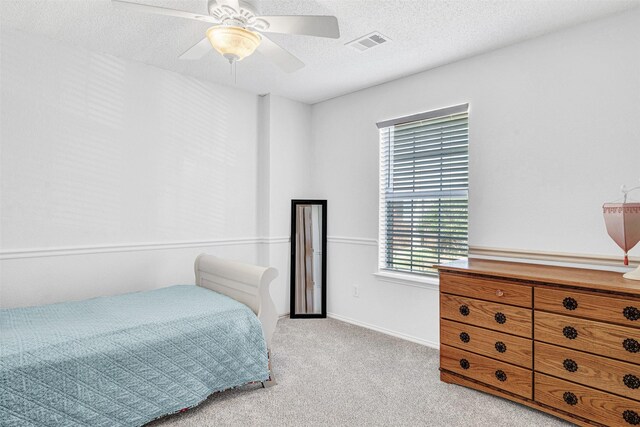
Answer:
[194,254,279,385]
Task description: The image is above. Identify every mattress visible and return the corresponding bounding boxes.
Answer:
[0,285,269,426]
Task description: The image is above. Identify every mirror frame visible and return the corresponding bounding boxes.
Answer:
[290,199,327,318]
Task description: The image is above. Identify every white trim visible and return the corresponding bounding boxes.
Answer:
[259,236,290,244]
[327,236,378,246]
[373,271,439,290]
[469,245,639,268]
[328,312,439,349]
[376,103,469,129]
[0,236,291,260]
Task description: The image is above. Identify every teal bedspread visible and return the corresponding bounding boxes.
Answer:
[0,285,269,426]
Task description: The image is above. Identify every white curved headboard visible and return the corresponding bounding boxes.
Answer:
[194,254,279,349]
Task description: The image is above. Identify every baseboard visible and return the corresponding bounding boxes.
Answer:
[327,312,439,349]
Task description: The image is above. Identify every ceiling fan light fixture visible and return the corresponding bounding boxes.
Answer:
[206,25,261,63]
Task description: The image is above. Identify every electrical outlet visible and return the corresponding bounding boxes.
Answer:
[352,285,360,298]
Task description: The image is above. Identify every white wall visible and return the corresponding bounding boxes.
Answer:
[311,9,640,347]
[257,94,313,315]
[0,30,314,313]
[0,29,263,307]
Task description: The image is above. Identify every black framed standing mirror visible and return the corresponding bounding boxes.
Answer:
[290,200,327,318]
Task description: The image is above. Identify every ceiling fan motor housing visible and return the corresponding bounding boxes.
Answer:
[207,0,269,31]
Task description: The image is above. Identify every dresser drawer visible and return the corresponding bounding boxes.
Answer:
[535,287,640,328]
[535,373,640,427]
[535,311,640,364]
[440,273,532,308]
[441,319,532,368]
[440,345,532,399]
[535,341,640,401]
[441,293,532,338]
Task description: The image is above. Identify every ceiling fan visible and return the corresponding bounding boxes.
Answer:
[112,0,340,73]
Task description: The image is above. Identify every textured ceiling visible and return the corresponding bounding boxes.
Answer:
[1,0,639,104]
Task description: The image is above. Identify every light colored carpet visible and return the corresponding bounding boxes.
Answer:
[149,318,570,426]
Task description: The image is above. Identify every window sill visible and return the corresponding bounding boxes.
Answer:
[373,271,439,290]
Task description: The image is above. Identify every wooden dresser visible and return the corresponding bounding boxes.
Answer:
[438,259,640,427]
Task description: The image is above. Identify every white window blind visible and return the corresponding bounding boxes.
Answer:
[378,104,469,276]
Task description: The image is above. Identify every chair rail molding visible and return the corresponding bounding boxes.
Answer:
[327,236,377,246]
[0,236,291,260]
[469,245,639,269]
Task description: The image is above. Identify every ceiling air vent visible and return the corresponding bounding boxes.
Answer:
[346,32,391,52]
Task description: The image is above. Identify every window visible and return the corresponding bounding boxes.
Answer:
[378,104,469,276]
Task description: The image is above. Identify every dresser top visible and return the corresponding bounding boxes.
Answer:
[437,258,640,296]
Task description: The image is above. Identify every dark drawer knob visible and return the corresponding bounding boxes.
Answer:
[624,307,640,321]
[459,305,470,316]
[459,332,470,343]
[624,410,640,425]
[460,359,470,370]
[624,374,640,389]
[495,370,507,382]
[563,326,578,340]
[494,312,507,324]
[563,392,578,406]
[563,359,578,372]
[562,297,578,311]
[495,341,507,353]
[624,338,640,353]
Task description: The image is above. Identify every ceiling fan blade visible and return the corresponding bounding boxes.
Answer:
[260,15,340,39]
[112,0,218,24]
[256,35,305,73]
[180,37,212,60]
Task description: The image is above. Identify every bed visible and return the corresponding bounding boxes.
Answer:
[0,254,278,427]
